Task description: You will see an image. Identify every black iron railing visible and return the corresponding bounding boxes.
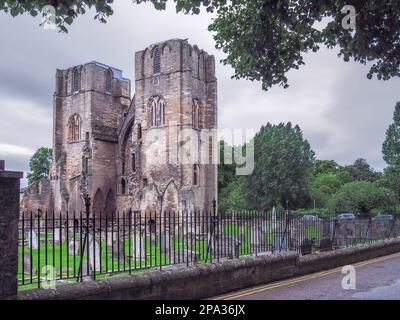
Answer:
[18,210,400,289]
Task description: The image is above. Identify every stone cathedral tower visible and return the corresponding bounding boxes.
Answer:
[117,39,218,214]
[50,62,131,216]
[31,38,217,217]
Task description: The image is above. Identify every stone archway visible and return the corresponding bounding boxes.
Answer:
[105,189,116,220]
[92,188,105,218]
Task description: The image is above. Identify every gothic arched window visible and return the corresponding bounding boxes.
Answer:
[132,153,136,172]
[73,68,81,93]
[192,49,199,78]
[68,114,82,142]
[193,164,199,186]
[151,100,157,127]
[121,179,126,195]
[105,69,112,94]
[192,100,200,129]
[153,47,161,74]
[160,100,166,125]
[137,123,142,139]
[150,96,166,127]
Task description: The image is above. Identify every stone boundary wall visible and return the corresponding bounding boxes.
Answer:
[18,238,400,300]
[0,163,23,300]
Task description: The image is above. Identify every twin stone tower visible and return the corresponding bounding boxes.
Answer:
[40,39,218,218]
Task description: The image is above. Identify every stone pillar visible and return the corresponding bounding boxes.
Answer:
[0,160,23,300]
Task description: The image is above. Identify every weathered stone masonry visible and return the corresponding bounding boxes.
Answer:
[22,39,218,219]
[0,160,23,300]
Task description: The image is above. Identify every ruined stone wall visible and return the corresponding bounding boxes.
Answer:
[129,39,218,215]
[50,62,130,216]
[25,39,216,218]
[20,178,53,216]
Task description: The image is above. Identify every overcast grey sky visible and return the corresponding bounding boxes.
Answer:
[0,1,399,187]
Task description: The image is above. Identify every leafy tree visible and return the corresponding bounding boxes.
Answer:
[342,158,381,182]
[3,1,400,90]
[327,181,396,216]
[218,140,236,191]
[383,102,400,168]
[27,147,52,185]
[218,179,247,212]
[376,166,400,204]
[311,173,343,208]
[245,122,315,210]
[314,160,340,176]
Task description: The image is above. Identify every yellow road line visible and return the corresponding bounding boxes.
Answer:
[212,252,400,300]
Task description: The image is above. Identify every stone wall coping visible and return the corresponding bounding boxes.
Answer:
[18,238,400,300]
[0,170,23,179]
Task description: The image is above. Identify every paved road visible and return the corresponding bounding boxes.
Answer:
[212,253,400,300]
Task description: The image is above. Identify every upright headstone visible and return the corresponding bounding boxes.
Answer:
[133,229,146,261]
[54,227,60,244]
[88,235,101,272]
[160,231,171,255]
[68,239,79,255]
[112,236,125,263]
[22,252,36,275]
[27,230,38,250]
[0,161,23,299]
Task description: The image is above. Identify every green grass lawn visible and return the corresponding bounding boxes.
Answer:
[18,223,280,291]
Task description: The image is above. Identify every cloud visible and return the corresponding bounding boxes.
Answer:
[0,1,399,187]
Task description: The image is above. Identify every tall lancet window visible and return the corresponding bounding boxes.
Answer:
[68,114,82,142]
[151,99,157,127]
[105,69,112,94]
[160,99,166,125]
[73,68,81,93]
[192,49,199,78]
[192,100,200,129]
[153,47,161,74]
[193,164,199,186]
[149,96,166,127]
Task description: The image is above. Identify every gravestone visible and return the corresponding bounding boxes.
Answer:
[68,239,79,255]
[319,238,333,252]
[88,235,101,272]
[22,252,36,275]
[300,238,313,255]
[133,230,146,261]
[150,232,157,247]
[250,226,264,251]
[160,232,171,255]
[27,230,38,250]
[112,236,125,263]
[54,227,61,244]
[272,231,289,252]
[212,234,241,259]
[106,231,118,250]
[173,250,201,263]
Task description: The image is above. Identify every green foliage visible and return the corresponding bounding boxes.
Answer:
[383,102,400,168]
[314,160,340,176]
[327,181,396,215]
[218,179,247,212]
[27,147,52,185]
[245,122,315,210]
[210,0,400,90]
[3,1,400,90]
[218,140,236,191]
[311,173,343,208]
[342,158,381,182]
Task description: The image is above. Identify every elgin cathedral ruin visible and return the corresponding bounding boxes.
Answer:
[21,39,218,216]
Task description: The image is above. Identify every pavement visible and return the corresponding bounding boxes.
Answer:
[211,252,400,300]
